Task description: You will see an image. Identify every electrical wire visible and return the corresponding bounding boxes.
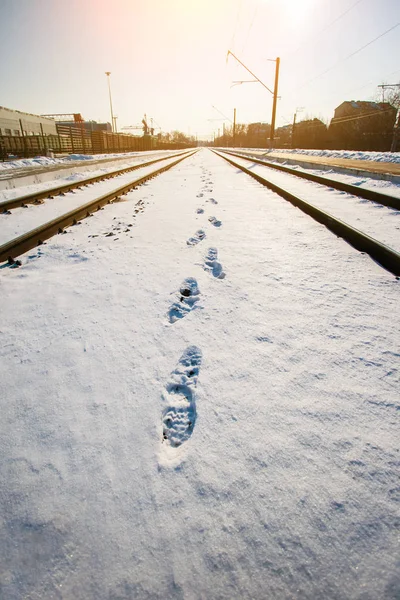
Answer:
[291,22,400,94]
[320,0,364,34]
[240,4,258,55]
[343,68,400,100]
[285,0,365,60]
[229,0,243,54]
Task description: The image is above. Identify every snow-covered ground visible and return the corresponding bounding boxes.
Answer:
[0,153,192,246]
[276,161,400,198]
[0,150,172,171]
[228,149,400,194]
[219,153,400,254]
[0,150,186,195]
[239,148,400,164]
[1,149,399,599]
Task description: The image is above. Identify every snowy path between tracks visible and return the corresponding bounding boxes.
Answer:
[0,149,399,600]
[0,153,191,246]
[223,153,400,254]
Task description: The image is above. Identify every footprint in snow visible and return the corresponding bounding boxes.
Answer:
[162,346,202,450]
[208,198,218,204]
[196,208,204,214]
[204,247,225,279]
[187,229,206,245]
[208,216,222,227]
[168,277,200,323]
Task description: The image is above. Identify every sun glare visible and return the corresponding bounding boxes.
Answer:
[262,0,316,21]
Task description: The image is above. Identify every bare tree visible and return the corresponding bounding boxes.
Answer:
[376,84,400,109]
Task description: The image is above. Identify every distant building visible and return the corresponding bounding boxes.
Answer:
[0,106,57,136]
[274,124,292,147]
[57,120,112,132]
[246,122,271,148]
[292,118,328,149]
[329,101,397,150]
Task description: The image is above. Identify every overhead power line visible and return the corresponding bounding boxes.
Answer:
[345,22,399,62]
[240,4,258,55]
[321,0,364,33]
[343,68,400,98]
[292,22,400,94]
[211,105,233,123]
[286,0,365,60]
[229,0,243,52]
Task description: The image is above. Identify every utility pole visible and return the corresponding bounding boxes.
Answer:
[105,72,115,133]
[292,112,297,148]
[233,108,236,147]
[19,119,27,157]
[378,83,400,103]
[270,57,280,147]
[391,110,400,152]
[291,107,304,149]
[377,83,400,152]
[227,51,280,148]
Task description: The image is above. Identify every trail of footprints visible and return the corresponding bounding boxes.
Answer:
[162,164,225,454]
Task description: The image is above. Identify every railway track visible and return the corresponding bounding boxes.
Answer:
[0,151,172,183]
[213,149,400,277]
[218,149,400,211]
[0,149,190,212]
[0,150,197,264]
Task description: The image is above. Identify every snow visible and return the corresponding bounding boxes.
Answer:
[221,153,400,253]
[288,165,400,199]
[0,154,191,246]
[0,149,399,599]
[0,150,170,171]
[226,148,400,199]
[0,151,183,200]
[252,148,400,164]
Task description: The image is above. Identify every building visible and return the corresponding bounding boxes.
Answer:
[246,122,271,148]
[0,106,57,136]
[274,124,292,147]
[329,101,397,151]
[292,118,328,149]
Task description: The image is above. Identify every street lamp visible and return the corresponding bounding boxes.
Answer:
[105,72,115,133]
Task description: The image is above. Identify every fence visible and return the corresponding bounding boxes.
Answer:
[0,124,194,159]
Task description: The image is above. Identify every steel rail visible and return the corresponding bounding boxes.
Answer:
[217,149,400,211]
[212,150,400,277]
[1,151,197,264]
[0,150,194,212]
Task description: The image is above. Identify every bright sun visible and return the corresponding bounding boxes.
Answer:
[265,0,316,19]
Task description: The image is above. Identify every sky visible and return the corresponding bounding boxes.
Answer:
[0,0,399,140]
